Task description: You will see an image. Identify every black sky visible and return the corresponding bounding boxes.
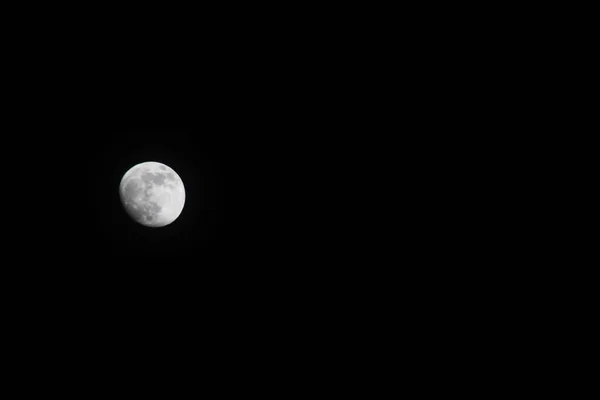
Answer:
[0,15,370,385]
[8,59,331,301]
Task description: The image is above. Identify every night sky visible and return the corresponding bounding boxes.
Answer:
[2,16,362,385]
[0,4,507,390]
[8,88,333,331]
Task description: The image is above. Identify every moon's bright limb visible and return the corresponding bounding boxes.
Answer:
[119,161,186,227]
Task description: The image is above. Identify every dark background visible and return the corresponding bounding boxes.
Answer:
[0,11,377,388]
[5,87,355,382]
[0,4,572,391]
[12,97,317,289]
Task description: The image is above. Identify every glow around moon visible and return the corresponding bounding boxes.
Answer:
[119,161,186,227]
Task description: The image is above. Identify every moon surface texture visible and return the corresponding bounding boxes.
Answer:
[119,161,186,227]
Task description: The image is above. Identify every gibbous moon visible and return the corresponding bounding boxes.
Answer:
[119,161,186,227]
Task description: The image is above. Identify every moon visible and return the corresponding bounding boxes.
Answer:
[119,161,186,227]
